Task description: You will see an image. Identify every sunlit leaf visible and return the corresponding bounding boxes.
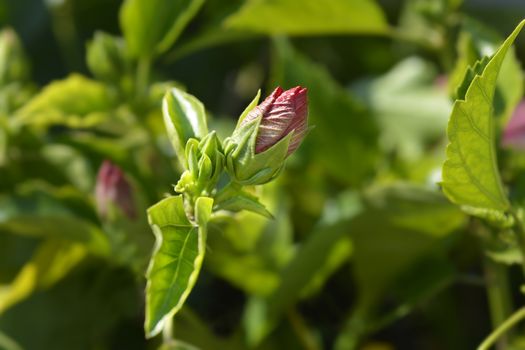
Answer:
[13,74,116,130]
[225,0,389,35]
[442,20,525,220]
[351,57,452,161]
[163,87,209,167]
[449,17,523,124]
[145,196,213,338]
[0,239,87,313]
[120,0,205,57]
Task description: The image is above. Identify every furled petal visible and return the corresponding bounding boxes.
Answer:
[283,87,308,155]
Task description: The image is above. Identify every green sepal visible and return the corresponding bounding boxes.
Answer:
[215,191,273,218]
[236,89,261,127]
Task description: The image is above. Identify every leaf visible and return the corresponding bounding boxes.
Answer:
[0,330,23,350]
[0,189,109,255]
[449,17,523,124]
[0,28,30,87]
[271,38,379,185]
[214,192,273,218]
[13,74,115,130]
[334,185,464,349]
[0,263,140,350]
[243,192,363,345]
[442,20,525,219]
[351,56,452,161]
[225,0,389,35]
[120,0,205,58]
[0,239,87,313]
[145,195,213,338]
[86,31,130,84]
[206,182,293,296]
[163,87,209,167]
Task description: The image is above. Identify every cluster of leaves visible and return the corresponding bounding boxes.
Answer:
[2,0,525,349]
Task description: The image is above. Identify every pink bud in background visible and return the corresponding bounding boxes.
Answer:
[241,86,308,156]
[503,101,525,149]
[95,160,136,220]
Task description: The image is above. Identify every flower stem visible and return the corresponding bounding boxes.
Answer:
[136,56,151,100]
[478,307,525,350]
[287,308,321,350]
[510,210,525,277]
[162,316,174,345]
[483,257,513,348]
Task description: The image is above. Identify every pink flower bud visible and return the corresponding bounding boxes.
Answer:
[95,160,136,220]
[503,101,525,149]
[241,86,308,155]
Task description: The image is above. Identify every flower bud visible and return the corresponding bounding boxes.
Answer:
[86,32,130,85]
[175,131,224,197]
[503,100,525,149]
[0,28,30,87]
[224,86,308,185]
[95,160,136,220]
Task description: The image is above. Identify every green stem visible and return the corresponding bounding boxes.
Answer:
[478,307,525,350]
[162,316,174,345]
[510,210,525,277]
[287,308,321,350]
[136,56,151,100]
[483,257,513,348]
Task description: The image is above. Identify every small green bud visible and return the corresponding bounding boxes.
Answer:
[175,131,224,197]
[225,86,308,185]
[0,28,30,88]
[86,32,130,84]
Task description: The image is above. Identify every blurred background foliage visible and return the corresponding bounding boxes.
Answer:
[1,0,525,349]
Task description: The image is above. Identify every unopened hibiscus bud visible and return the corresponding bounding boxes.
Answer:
[503,100,525,149]
[224,86,308,185]
[95,160,136,220]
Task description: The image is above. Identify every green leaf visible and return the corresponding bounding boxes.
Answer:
[0,330,23,350]
[145,195,213,338]
[449,17,523,124]
[271,38,379,185]
[243,191,363,345]
[215,191,273,218]
[0,189,109,255]
[0,264,139,350]
[0,28,30,87]
[351,56,452,161]
[163,87,209,167]
[225,0,389,35]
[86,32,130,84]
[120,0,205,58]
[13,74,116,130]
[0,239,87,313]
[442,20,525,219]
